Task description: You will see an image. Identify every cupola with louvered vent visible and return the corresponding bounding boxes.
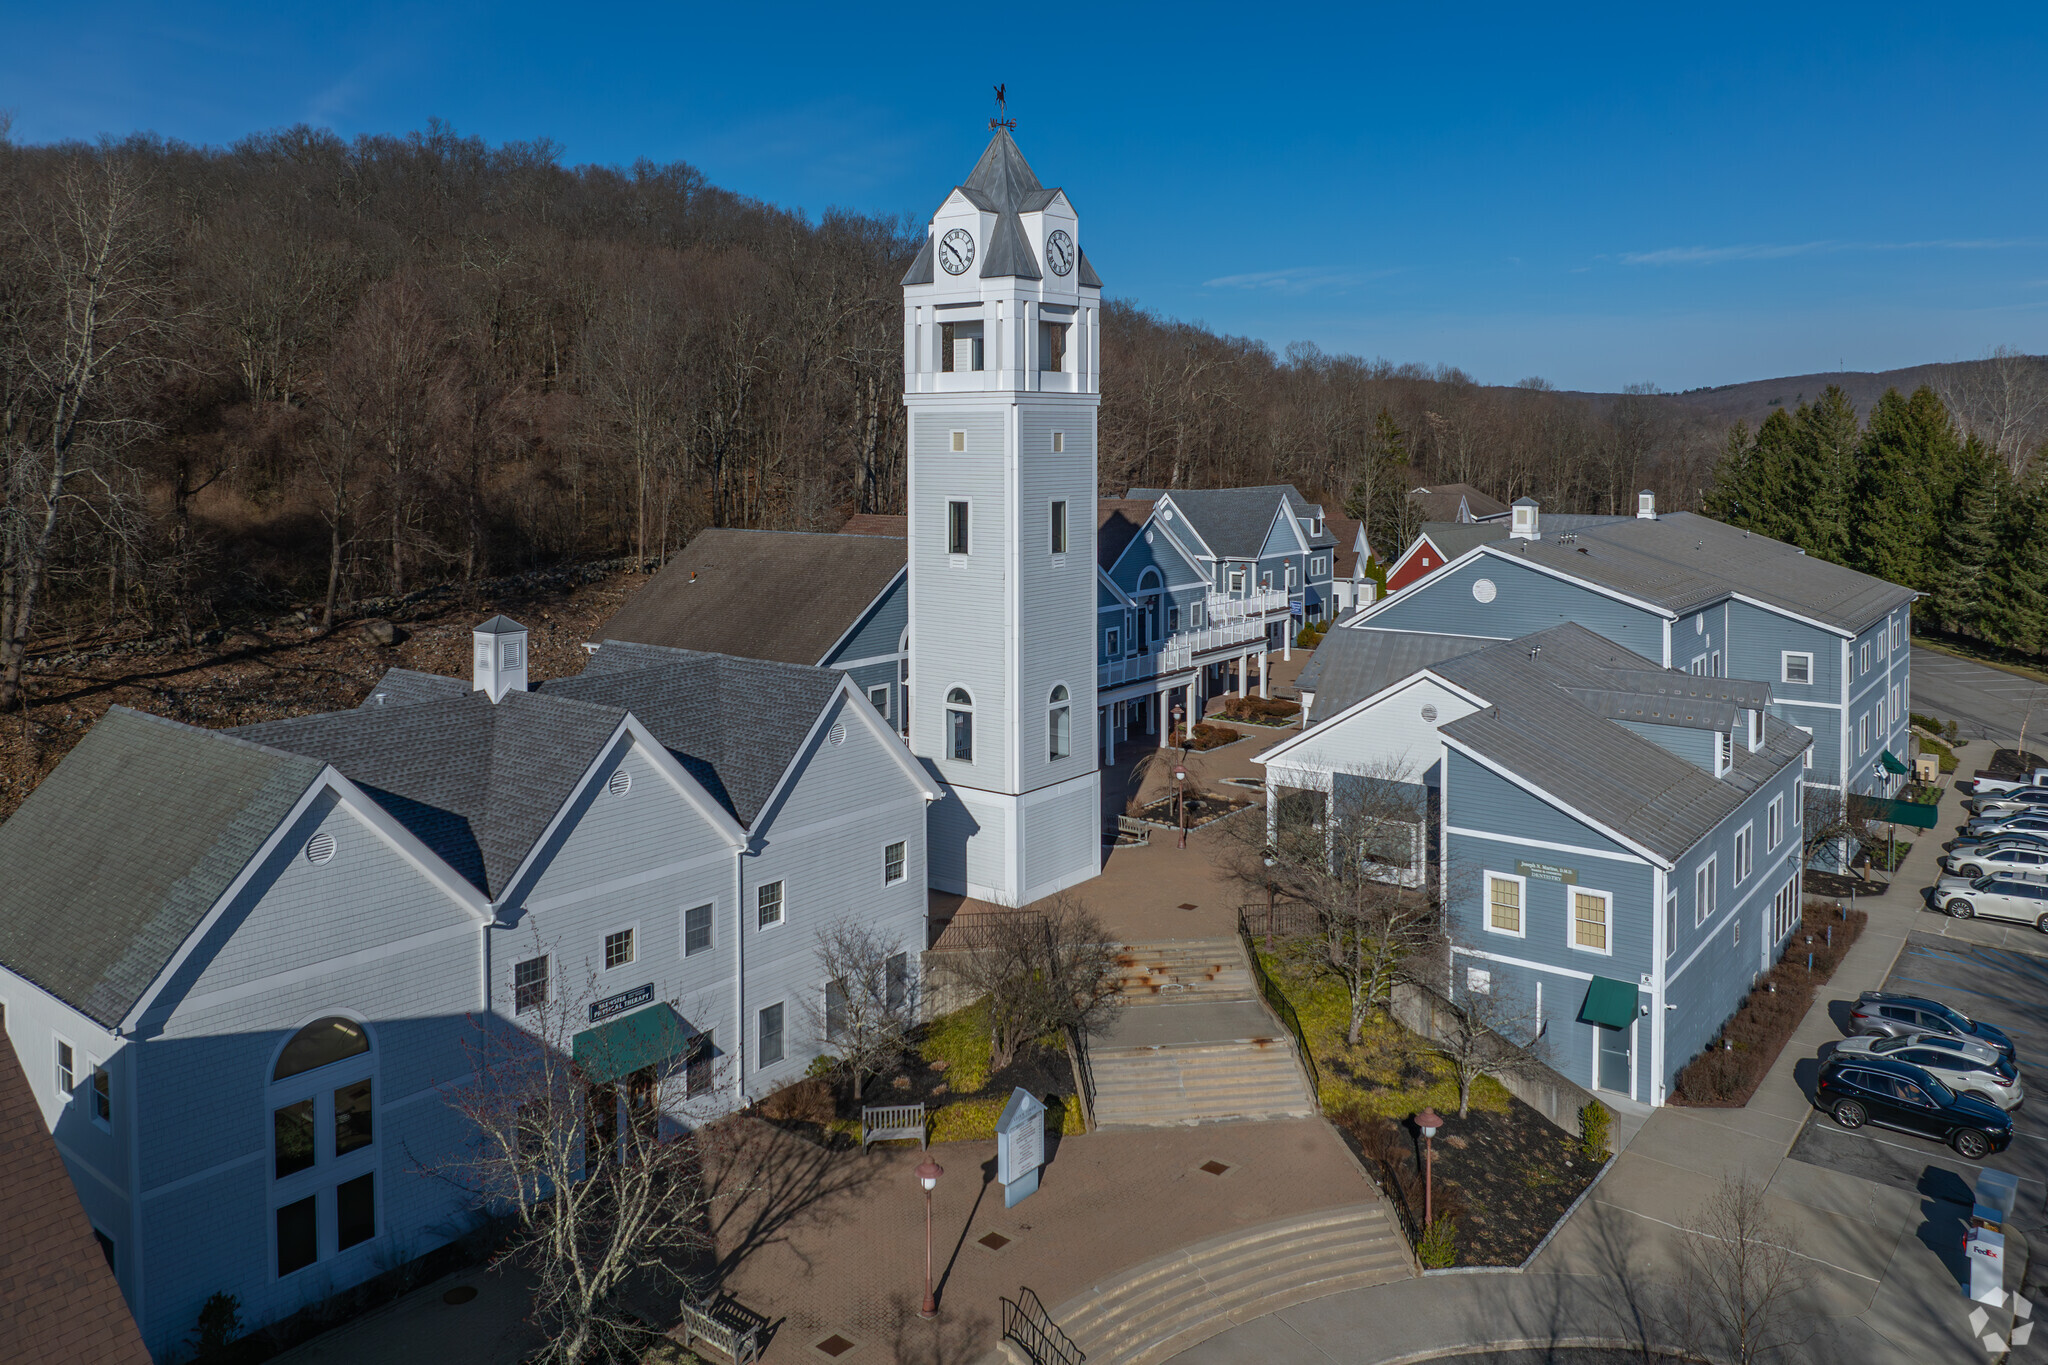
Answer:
[473,615,529,702]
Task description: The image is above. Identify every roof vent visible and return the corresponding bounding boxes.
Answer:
[607,769,632,797]
[1637,490,1656,520]
[1511,498,1539,540]
[829,722,848,746]
[305,832,337,866]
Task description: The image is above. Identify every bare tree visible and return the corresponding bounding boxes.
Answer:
[1937,345,2048,480]
[1239,760,1440,1044]
[1667,1177,1812,1365]
[433,964,725,1365]
[1800,787,1870,872]
[808,921,917,1102]
[1416,977,1545,1119]
[947,894,1122,1072]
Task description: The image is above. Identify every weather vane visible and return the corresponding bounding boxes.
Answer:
[990,83,1015,131]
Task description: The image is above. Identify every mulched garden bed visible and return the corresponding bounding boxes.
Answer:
[1670,898,1867,1107]
[1804,869,1889,899]
[1331,1099,1602,1267]
[1167,721,1244,751]
[1132,791,1254,829]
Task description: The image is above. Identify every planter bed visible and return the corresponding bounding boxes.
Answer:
[1670,899,1868,1107]
[1168,722,1244,751]
[1130,792,1254,830]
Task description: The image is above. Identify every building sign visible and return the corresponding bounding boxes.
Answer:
[995,1087,1047,1208]
[1516,860,1578,885]
[589,982,654,1024]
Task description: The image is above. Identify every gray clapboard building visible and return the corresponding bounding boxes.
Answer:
[0,618,933,1358]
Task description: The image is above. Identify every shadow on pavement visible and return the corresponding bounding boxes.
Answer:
[1792,1055,1824,1106]
[1914,1196,1970,1293]
[1826,999,1858,1035]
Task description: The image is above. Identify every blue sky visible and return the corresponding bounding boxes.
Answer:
[8,2,2047,391]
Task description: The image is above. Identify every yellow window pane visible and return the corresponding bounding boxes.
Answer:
[1574,892,1607,950]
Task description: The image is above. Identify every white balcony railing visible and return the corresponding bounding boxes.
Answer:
[1099,590,1294,690]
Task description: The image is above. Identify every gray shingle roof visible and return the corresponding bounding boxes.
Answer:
[1297,628,1494,720]
[597,528,904,666]
[1122,485,1320,559]
[235,690,628,897]
[0,708,323,1027]
[1433,624,1807,863]
[1409,484,1510,522]
[901,234,935,287]
[360,667,469,709]
[545,642,846,827]
[963,130,1047,281]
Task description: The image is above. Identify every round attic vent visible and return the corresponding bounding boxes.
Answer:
[1145,530,1155,544]
[1472,578,1497,604]
[1421,704,1439,722]
[829,722,848,746]
[607,770,631,797]
[305,833,337,866]
[1162,509,1174,521]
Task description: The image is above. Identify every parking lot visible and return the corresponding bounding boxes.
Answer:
[1787,932,2048,1235]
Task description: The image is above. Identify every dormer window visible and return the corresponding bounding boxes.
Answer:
[940,321,984,373]
[1748,708,1764,752]
[1714,730,1731,778]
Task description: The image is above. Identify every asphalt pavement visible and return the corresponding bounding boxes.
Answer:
[1911,645,2048,753]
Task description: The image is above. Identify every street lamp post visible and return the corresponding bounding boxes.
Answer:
[1415,1108,1443,1229]
[1174,764,1189,849]
[916,1158,943,1319]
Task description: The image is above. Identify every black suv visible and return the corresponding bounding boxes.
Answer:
[1816,1054,2014,1158]
[1849,991,2018,1062]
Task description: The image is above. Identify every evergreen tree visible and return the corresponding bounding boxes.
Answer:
[1851,387,1956,593]
[1349,407,1420,566]
[1981,468,2048,656]
[1790,386,1859,561]
[1927,434,2003,634]
[1702,420,1759,528]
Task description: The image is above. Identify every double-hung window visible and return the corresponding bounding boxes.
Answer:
[1695,856,1718,927]
[1767,795,1784,851]
[1485,872,1524,935]
[1860,642,1871,673]
[758,1003,785,1066]
[514,956,549,1013]
[1571,890,1611,953]
[684,904,713,956]
[91,1062,111,1128]
[1734,823,1754,884]
[1664,892,1678,957]
[884,841,906,886]
[55,1039,74,1097]
[604,928,636,970]
[1782,652,1812,685]
[757,881,785,929]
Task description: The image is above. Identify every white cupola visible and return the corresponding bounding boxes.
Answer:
[1637,490,1657,520]
[473,615,529,702]
[1510,497,1540,540]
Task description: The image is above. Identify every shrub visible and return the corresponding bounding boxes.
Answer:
[757,1078,835,1125]
[919,1000,992,1094]
[927,1091,1081,1143]
[1417,1217,1458,1268]
[1577,1100,1611,1161]
[189,1292,243,1358]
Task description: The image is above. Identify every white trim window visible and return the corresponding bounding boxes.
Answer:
[1695,856,1718,927]
[947,500,970,556]
[1766,795,1784,851]
[757,1003,785,1067]
[1052,430,1065,453]
[1772,879,1798,940]
[1860,642,1871,673]
[1484,871,1526,937]
[603,927,637,971]
[1858,713,1870,755]
[1795,724,1814,769]
[884,841,907,886]
[1228,568,1247,595]
[1690,654,1709,677]
[1781,652,1812,685]
[90,1059,111,1130]
[947,688,974,761]
[757,881,785,929]
[1104,627,1121,657]
[1734,822,1754,885]
[1664,891,1678,958]
[514,955,549,1013]
[1311,555,1327,575]
[54,1037,75,1099]
[684,904,714,956]
[1892,618,1902,649]
[949,429,965,452]
[1050,499,1068,555]
[1571,888,1613,954]
[868,684,890,720]
[1048,685,1072,760]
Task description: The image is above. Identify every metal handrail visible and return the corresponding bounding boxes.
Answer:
[1003,1287,1086,1365]
[1238,926,1321,1103]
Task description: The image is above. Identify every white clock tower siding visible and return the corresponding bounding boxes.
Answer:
[903,129,1102,906]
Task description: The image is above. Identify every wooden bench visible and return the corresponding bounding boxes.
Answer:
[677,1293,762,1365]
[862,1102,928,1151]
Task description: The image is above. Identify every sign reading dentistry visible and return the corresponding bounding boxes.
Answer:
[995,1087,1047,1208]
[1516,860,1579,885]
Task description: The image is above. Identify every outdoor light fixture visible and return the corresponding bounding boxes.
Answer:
[1415,1108,1444,1229]
[916,1158,944,1319]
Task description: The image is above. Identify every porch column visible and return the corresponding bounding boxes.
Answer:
[1236,653,1247,697]
[1259,650,1270,699]
[1266,780,1278,844]
[1157,685,1172,748]
[1284,620,1292,663]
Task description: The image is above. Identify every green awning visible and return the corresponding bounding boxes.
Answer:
[1580,976,1639,1030]
[1848,793,1941,830]
[573,1003,692,1085]
[1880,749,1909,775]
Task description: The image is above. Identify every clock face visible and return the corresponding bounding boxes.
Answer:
[939,228,975,275]
[1045,228,1075,277]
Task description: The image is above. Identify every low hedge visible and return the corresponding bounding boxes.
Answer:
[929,1092,1085,1143]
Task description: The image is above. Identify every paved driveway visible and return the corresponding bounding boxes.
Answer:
[1786,932,2048,1237]
[1911,646,2048,751]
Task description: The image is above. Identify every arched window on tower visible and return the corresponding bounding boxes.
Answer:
[946,688,974,762]
[268,1016,378,1278]
[1048,685,1071,761]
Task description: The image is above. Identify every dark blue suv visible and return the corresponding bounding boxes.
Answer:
[1816,1054,2014,1159]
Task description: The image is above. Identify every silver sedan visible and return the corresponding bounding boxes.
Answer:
[1832,1032,2024,1110]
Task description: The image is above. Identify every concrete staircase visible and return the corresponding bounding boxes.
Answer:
[1035,1203,1411,1365]
[1088,938,1316,1127]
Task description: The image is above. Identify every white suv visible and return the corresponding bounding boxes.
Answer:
[1831,1032,2025,1110]
[1944,844,2048,879]
[1936,870,2048,931]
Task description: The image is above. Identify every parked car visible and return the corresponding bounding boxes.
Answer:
[1944,831,2048,863]
[1943,844,2048,879]
[1816,1054,2014,1158]
[1969,771,2048,797]
[1964,812,2048,840]
[1850,991,2018,1061]
[1969,790,2048,817]
[1831,1032,2025,1110]
[1934,873,2048,931]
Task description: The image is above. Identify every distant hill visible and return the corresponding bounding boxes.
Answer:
[1571,354,2048,430]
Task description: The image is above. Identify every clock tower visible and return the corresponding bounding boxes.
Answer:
[903,127,1102,906]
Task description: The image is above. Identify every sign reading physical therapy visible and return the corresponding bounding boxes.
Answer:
[589,982,655,1023]
[1516,860,1579,884]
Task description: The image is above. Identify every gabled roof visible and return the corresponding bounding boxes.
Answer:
[1295,628,1493,719]
[597,528,905,666]
[361,667,469,709]
[0,708,324,1028]
[1409,483,1510,522]
[545,643,850,827]
[1121,485,1325,558]
[1326,514,1366,576]
[840,513,908,538]
[0,1036,150,1364]
[1431,624,1806,864]
[235,691,628,898]
[1096,499,1156,570]
[901,234,935,287]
